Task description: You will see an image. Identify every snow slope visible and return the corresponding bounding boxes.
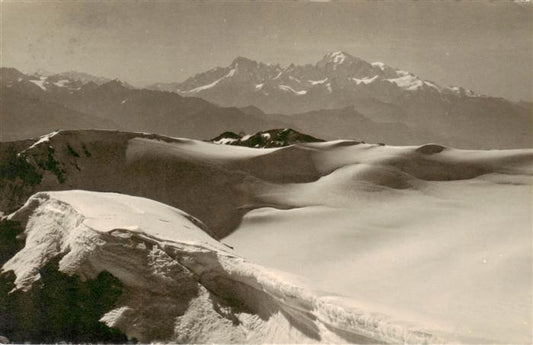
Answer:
[3,191,442,344]
[226,143,533,343]
[2,130,532,343]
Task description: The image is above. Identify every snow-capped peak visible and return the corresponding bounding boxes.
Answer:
[184,68,236,93]
[316,51,373,72]
[328,51,348,64]
[324,50,354,64]
[320,51,358,66]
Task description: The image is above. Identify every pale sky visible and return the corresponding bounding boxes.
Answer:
[2,1,532,101]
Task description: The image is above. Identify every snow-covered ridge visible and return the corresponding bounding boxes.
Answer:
[2,190,444,344]
[24,130,60,151]
[184,68,236,94]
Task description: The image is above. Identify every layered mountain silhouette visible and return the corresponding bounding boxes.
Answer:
[0,68,288,141]
[151,51,461,115]
[147,51,499,115]
[0,67,420,146]
[149,51,532,148]
[0,68,118,141]
[2,49,532,149]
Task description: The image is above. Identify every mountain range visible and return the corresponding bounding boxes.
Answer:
[149,51,532,148]
[150,51,479,114]
[1,51,531,148]
[0,68,286,142]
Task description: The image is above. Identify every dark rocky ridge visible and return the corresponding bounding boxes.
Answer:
[210,128,325,148]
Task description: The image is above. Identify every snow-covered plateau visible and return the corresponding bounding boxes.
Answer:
[0,130,531,343]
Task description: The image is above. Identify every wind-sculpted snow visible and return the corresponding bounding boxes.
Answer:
[227,143,533,343]
[1,130,532,343]
[2,191,446,344]
[1,129,532,237]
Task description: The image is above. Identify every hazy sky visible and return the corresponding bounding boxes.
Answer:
[2,1,532,101]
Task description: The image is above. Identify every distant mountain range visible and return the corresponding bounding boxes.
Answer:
[0,68,287,142]
[149,51,480,114]
[148,51,532,148]
[1,50,531,148]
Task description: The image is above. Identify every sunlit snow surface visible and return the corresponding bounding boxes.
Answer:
[4,190,443,344]
[3,134,532,343]
[224,143,533,344]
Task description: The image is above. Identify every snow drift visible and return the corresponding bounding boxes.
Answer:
[227,142,533,343]
[2,191,442,344]
[1,130,531,343]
